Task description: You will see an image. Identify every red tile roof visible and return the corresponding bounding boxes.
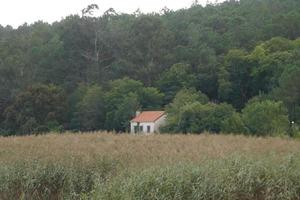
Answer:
[131,111,165,123]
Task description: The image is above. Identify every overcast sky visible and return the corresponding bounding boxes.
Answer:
[0,0,224,28]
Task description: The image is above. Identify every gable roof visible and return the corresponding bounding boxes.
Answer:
[131,111,165,123]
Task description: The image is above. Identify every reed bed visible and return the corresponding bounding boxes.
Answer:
[0,132,299,199]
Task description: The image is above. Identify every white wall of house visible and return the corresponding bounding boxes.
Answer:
[130,115,167,134]
[154,115,166,133]
[130,122,155,134]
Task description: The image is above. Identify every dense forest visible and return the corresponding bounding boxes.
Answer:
[0,0,299,136]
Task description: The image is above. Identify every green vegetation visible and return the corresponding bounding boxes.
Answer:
[97,156,300,200]
[1,1,299,198]
[0,158,119,200]
[1,0,300,136]
[0,133,299,199]
[2,84,67,135]
[241,100,289,136]
[2,155,300,200]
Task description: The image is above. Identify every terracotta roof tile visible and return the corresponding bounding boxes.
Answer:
[131,111,165,123]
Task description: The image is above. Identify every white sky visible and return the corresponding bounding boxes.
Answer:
[0,0,223,28]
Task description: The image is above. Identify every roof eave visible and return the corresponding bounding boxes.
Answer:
[131,114,166,123]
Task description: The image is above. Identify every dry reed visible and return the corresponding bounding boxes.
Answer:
[0,132,299,168]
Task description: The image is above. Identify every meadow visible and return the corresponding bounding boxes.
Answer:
[0,133,299,199]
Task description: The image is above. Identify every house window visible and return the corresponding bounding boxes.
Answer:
[134,126,139,133]
[134,125,144,133]
[147,126,151,133]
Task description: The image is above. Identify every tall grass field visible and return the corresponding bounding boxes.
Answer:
[0,133,299,199]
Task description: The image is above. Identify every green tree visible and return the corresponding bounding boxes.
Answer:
[218,49,254,109]
[3,84,67,135]
[165,88,209,127]
[194,47,219,99]
[241,100,289,136]
[73,85,105,131]
[163,88,239,133]
[157,63,197,103]
[104,78,164,131]
[274,66,300,123]
[1,0,300,135]
[164,102,236,134]
[221,112,246,134]
[126,15,175,85]
[140,87,164,110]
[250,38,295,93]
[105,92,140,132]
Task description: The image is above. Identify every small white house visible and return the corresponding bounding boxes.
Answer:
[130,111,166,134]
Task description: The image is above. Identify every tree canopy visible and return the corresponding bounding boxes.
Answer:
[1,0,300,136]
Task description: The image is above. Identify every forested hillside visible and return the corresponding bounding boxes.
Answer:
[0,0,299,135]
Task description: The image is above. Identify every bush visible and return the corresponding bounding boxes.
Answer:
[164,101,236,133]
[221,112,246,134]
[242,100,290,136]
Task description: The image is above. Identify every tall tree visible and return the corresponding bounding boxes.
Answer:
[3,84,68,135]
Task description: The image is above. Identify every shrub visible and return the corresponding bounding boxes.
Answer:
[221,112,246,134]
[164,101,236,133]
[242,100,290,136]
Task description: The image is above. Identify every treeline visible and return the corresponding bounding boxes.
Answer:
[0,0,300,136]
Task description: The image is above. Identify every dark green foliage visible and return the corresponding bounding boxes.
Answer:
[274,66,300,123]
[2,84,67,135]
[72,85,105,131]
[157,63,197,103]
[221,112,246,134]
[218,49,253,109]
[1,0,300,135]
[163,88,236,133]
[241,100,290,136]
[164,101,236,134]
[163,88,209,132]
[104,78,164,132]
[105,92,139,132]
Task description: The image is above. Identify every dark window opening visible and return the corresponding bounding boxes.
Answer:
[134,126,139,133]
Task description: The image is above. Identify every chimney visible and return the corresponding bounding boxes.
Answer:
[136,111,141,117]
